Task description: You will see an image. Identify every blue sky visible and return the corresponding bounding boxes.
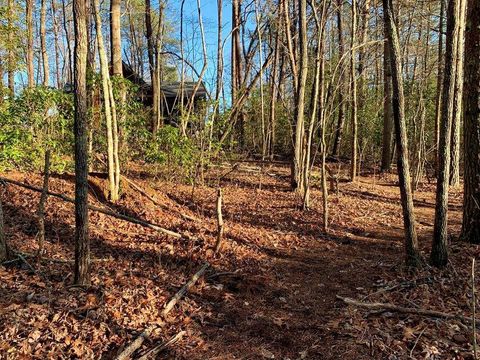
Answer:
[166,0,234,96]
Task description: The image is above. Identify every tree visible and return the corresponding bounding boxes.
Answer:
[292,0,308,193]
[26,0,34,87]
[73,0,90,285]
[350,0,358,181]
[331,0,346,158]
[110,0,122,77]
[383,0,420,268]
[431,0,460,268]
[93,0,120,202]
[461,0,480,244]
[40,0,50,86]
[449,0,466,187]
[381,31,393,172]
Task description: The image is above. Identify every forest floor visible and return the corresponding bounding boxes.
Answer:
[0,161,476,359]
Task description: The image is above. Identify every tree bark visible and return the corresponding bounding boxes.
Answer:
[450,0,466,187]
[350,0,358,181]
[383,0,420,268]
[461,0,480,244]
[93,0,120,202]
[381,26,394,172]
[41,0,50,86]
[431,0,460,268]
[73,0,90,285]
[434,0,446,176]
[292,0,308,193]
[331,0,346,158]
[26,0,35,88]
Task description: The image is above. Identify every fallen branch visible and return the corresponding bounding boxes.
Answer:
[115,326,155,360]
[137,330,186,360]
[115,263,209,360]
[337,295,480,328]
[0,176,184,239]
[162,262,209,316]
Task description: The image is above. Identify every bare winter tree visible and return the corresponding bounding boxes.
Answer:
[73,0,90,285]
[461,0,480,244]
[383,0,420,267]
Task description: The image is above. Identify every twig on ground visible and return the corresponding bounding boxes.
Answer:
[137,330,186,360]
[337,295,480,329]
[115,263,209,360]
[162,262,209,316]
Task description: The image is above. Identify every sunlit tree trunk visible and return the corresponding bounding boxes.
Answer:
[52,0,62,89]
[449,0,466,187]
[383,0,420,268]
[431,0,460,267]
[93,0,120,202]
[434,0,446,176]
[292,0,308,193]
[350,0,358,181]
[331,0,345,158]
[7,0,14,93]
[41,0,50,86]
[26,0,35,88]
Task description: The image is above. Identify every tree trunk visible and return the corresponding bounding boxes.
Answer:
[7,0,14,93]
[73,0,90,285]
[93,0,120,202]
[52,0,62,89]
[26,0,35,88]
[461,0,480,244]
[110,0,122,77]
[434,0,446,176]
[449,0,466,187]
[350,0,358,181]
[381,23,394,172]
[431,0,460,268]
[292,0,308,193]
[331,0,346,158]
[145,0,159,133]
[41,0,50,86]
[383,0,420,268]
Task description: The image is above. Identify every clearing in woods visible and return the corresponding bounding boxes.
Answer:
[0,163,469,359]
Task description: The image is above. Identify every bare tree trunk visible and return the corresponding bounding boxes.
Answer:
[93,0,119,202]
[434,0,446,176]
[7,0,14,93]
[52,0,62,89]
[268,30,280,159]
[331,0,346,158]
[215,0,224,116]
[350,0,358,181]
[145,0,159,133]
[450,0,466,187]
[232,0,244,148]
[461,0,480,244]
[73,0,90,285]
[381,32,394,172]
[26,0,35,88]
[431,0,460,268]
[41,0,50,86]
[292,0,308,193]
[383,0,420,268]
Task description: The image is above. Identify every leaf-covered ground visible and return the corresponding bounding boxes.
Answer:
[0,162,475,359]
